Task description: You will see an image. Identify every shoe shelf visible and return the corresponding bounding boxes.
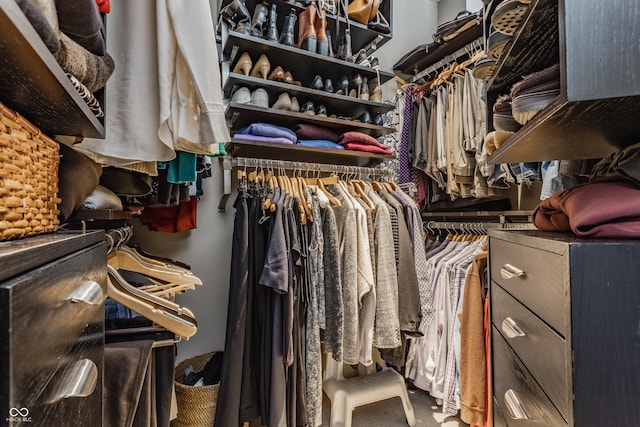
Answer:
[0,0,104,138]
[226,102,394,137]
[221,29,395,87]
[226,137,394,167]
[219,0,393,54]
[224,72,394,117]
[487,0,640,164]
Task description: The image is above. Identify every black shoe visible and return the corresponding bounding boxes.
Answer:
[250,2,269,38]
[279,8,297,46]
[349,74,363,98]
[310,75,324,90]
[301,101,315,115]
[220,0,250,27]
[354,111,372,124]
[336,28,353,62]
[315,105,327,117]
[265,4,278,41]
[335,75,349,95]
[372,112,383,126]
[324,78,334,92]
[354,49,368,65]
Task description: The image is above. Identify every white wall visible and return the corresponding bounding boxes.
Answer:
[131,0,448,363]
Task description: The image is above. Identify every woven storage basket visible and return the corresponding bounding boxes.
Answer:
[172,351,220,427]
[0,102,60,240]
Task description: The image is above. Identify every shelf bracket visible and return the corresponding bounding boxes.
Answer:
[217,156,233,212]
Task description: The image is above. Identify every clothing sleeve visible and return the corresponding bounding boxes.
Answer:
[259,205,289,293]
[322,207,344,362]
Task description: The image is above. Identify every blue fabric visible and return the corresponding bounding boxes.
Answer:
[236,123,297,143]
[296,140,344,150]
[540,161,577,200]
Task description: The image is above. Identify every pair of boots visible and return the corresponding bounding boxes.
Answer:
[297,3,330,56]
[245,3,297,48]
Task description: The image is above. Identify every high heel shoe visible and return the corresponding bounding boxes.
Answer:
[289,96,300,112]
[369,78,382,102]
[310,75,324,90]
[298,4,317,52]
[250,2,269,38]
[324,78,334,93]
[272,92,292,110]
[268,65,285,81]
[335,75,349,95]
[360,76,369,100]
[349,74,363,98]
[232,52,252,75]
[284,71,295,85]
[249,54,270,79]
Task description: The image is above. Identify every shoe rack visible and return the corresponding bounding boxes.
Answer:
[218,0,396,165]
[483,0,640,164]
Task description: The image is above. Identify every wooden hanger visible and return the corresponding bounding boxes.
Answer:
[352,180,375,210]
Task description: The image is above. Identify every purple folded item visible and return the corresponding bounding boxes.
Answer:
[297,140,344,150]
[532,182,640,238]
[236,122,297,143]
[294,124,340,142]
[233,134,294,145]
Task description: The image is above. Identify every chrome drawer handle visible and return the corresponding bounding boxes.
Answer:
[67,280,104,306]
[50,359,98,402]
[500,264,525,280]
[502,317,526,338]
[504,389,529,420]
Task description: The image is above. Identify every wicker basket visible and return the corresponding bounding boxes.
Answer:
[0,102,60,240]
[172,352,220,427]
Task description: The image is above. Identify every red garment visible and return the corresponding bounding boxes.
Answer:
[338,131,390,149]
[96,0,110,13]
[140,197,197,232]
[342,142,392,155]
[533,182,640,238]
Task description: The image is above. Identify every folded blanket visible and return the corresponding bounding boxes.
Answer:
[294,123,340,142]
[80,185,123,210]
[532,182,640,238]
[338,131,389,149]
[234,134,294,145]
[511,64,560,98]
[342,142,392,155]
[590,142,640,186]
[236,123,297,143]
[55,0,105,56]
[54,31,115,92]
[16,0,60,53]
[297,140,344,150]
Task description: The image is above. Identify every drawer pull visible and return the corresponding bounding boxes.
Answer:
[67,280,104,306]
[502,317,526,338]
[500,264,525,280]
[504,389,529,420]
[50,359,98,402]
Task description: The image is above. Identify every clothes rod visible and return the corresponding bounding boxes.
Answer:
[232,156,393,178]
[410,37,483,83]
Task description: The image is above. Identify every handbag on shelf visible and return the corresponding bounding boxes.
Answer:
[432,9,482,44]
[347,0,380,25]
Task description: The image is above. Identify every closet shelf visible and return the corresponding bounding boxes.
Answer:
[226,102,394,137]
[222,30,395,86]
[0,0,105,138]
[218,0,392,55]
[68,210,136,221]
[224,73,394,117]
[226,137,394,167]
[488,0,559,92]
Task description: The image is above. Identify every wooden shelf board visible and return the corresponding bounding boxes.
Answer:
[422,210,532,218]
[68,210,136,221]
[0,0,105,138]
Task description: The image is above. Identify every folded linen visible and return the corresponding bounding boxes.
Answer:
[297,140,344,150]
[236,122,297,143]
[54,31,115,92]
[234,134,294,145]
[342,142,392,155]
[338,131,390,149]
[294,123,340,142]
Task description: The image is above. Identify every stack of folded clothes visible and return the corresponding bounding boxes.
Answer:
[337,131,392,155]
[511,63,560,125]
[492,94,521,133]
[294,123,343,150]
[234,122,297,144]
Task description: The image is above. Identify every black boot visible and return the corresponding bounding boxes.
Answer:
[326,29,335,58]
[336,28,353,62]
[265,4,278,42]
[220,0,250,28]
[279,8,297,46]
[250,2,268,38]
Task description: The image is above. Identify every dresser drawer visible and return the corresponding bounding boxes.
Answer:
[4,243,106,411]
[492,327,567,427]
[490,238,567,335]
[492,284,570,421]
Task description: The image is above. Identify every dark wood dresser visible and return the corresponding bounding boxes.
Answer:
[0,231,106,426]
[488,229,640,426]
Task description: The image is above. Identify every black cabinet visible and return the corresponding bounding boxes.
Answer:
[485,0,640,163]
[0,232,106,427]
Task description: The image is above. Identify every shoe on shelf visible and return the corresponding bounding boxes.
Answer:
[360,76,369,100]
[279,8,297,46]
[232,52,252,75]
[230,86,251,104]
[298,4,317,52]
[336,28,353,62]
[301,101,315,115]
[289,96,300,112]
[315,104,327,117]
[249,88,269,108]
[324,78,334,93]
[265,4,279,42]
[220,0,250,28]
[310,75,324,90]
[315,6,329,55]
[283,71,295,85]
[268,65,285,81]
[353,111,372,124]
[372,112,383,126]
[335,75,349,95]
[369,78,382,102]
[354,49,368,65]
[250,2,269,38]
[326,29,335,58]
[249,54,270,79]
[234,19,250,34]
[272,92,292,110]
[349,74,363,98]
